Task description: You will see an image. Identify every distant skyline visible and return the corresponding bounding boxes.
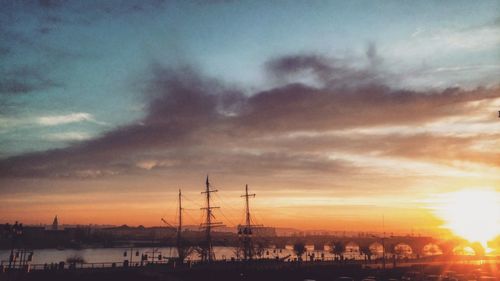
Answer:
[0,0,499,237]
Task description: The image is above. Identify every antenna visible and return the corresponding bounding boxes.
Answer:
[382,214,386,269]
[177,189,183,261]
[243,184,254,227]
[382,214,385,236]
[178,189,182,237]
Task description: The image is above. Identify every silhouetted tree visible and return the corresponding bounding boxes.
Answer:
[394,244,406,258]
[439,241,454,256]
[331,241,346,261]
[470,242,485,257]
[67,255,85,264]
[67,254,85,269]
[359,245,372,263]
[233,245,243,260]
[254,240,269,259]
[491,236,500,252]
[385,243,396,264]
[293,242,306,261]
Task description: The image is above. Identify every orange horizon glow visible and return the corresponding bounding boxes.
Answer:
[1,188,446,237]
[1,176,499,240]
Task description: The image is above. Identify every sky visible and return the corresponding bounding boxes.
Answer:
[0,0,499,236]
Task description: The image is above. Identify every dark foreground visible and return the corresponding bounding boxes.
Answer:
[1,261,498,281]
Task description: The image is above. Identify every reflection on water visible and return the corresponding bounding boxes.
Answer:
[0,247,366,265]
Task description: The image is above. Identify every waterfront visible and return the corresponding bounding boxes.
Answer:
[0,259,498,281]
[0,246,364,265]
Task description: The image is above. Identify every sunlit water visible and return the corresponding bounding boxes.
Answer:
[0,247,364,265]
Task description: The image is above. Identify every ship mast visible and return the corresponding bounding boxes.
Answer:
[200,176,223,263]
[239,184,262,260]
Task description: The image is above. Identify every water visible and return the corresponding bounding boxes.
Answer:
[0,247,361,265]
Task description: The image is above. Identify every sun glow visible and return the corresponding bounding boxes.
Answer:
[433,188,500,249]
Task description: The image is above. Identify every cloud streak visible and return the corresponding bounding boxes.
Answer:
[36,113,97,126]
[43,132,93,141]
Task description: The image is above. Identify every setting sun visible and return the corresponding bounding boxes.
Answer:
[434,189,500,249]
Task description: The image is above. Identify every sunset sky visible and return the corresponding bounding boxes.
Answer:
[1,1,499,236]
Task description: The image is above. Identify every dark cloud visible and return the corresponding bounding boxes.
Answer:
[37,27,52,35]
[265,54,336,82]
[0,79,58,95]
[235,82,496,134]
[1,55,499,179]
[0,80,38,95]
[66,0,168,21]
[265,53,387,90]
[0,66,233,178]
[0,0,166,58]
[0,67,60,95]
[0,46,10,57]
[0,27,84,60]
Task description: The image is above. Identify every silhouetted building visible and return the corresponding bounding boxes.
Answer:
[99,225,176,240]
[253,227,277,237]
[51,216,58,231]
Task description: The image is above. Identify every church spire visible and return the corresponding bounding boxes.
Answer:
[52,215,58,230]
